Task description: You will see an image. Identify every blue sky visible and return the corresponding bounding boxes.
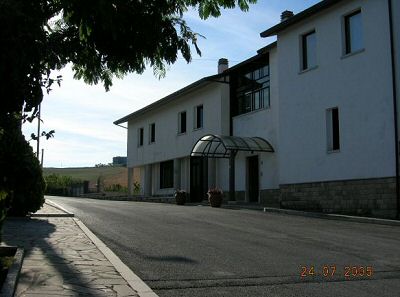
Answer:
[23,0,320,168]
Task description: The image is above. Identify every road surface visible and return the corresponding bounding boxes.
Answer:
[49,196,400,297]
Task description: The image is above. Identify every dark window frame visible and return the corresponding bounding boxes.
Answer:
[195,105,203,129]
[138,127,144,147]
[344,10,363,55]
[235,63,270,116]
[178,111,187,134]
[149,123,155,143]
[160,160,174,189]
[301,30,316,70]
[327,107,340,152]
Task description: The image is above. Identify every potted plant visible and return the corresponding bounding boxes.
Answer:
[174,190,187,205]
[207,188,223,207]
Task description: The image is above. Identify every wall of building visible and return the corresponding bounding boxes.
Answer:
[126,81,230,196]
[277,0,395,185]
[216,158,229,192]
[127,82,230,168]
[232,47,280,199]
[280,177,396,219]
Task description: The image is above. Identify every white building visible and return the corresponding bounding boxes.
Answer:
[115,0,399,218]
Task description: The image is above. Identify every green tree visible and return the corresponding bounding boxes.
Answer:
[0,118,45,216]
[1,0,256,118]
[0,0,256,216]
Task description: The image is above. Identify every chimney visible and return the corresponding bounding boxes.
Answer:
[218,58,229,74]
[281,10,294,22]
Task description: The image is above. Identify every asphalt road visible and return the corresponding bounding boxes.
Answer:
[49,196,400,297]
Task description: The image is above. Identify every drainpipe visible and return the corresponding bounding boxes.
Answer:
[388,0,400,219]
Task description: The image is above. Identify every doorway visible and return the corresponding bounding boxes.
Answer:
[190,156,208,202]
[247,156,259,202]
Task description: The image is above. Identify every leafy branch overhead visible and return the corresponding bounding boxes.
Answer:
[30,130,55,142]
[0,0,257,119]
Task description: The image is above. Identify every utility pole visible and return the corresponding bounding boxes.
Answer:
[41,148,44,168]
[36,103,41,159]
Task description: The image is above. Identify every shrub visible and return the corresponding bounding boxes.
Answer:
[0,191,10,242]
[0,124,45,216]
[104,183,128,192]
[44,174,83,196]
[133,181,140,194]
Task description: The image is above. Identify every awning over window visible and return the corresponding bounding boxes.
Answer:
[191,134,274,158]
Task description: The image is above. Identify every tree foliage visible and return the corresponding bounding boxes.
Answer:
[1,0,257,118]
[0,118,45,216]
[0,0,256,218]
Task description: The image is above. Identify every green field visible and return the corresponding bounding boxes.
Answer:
[43,166,128,188]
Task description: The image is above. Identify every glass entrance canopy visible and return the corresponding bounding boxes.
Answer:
[191,134,274,158]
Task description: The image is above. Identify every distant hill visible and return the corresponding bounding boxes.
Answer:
[43,166,128,188]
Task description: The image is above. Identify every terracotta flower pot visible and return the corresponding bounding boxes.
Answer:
[208,193,223,207]
[175,192,186,205]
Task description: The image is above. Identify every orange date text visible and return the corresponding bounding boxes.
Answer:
[300,265,373,278]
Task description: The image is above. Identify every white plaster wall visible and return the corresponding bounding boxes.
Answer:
[216,158,229,191]
[232,47,280,190]
[127,83,229,168]
[277,0,396,184]
[180,157,190,192]
[127,82,230,195]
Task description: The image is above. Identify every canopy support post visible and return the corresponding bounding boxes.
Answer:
[229,150,237,201]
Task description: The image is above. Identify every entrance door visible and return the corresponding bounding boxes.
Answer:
[247,156,259,202]
[190,157,208,202]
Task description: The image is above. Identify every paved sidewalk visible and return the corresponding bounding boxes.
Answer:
[3,203,139,297]
[31,202,67,215]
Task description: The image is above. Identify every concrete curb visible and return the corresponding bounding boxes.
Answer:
[263,207,400,226]
[44,200,75,217]
[30,213,74,218]
[45,199,158,297]
[73,218,159,297]
[0,247,24,297]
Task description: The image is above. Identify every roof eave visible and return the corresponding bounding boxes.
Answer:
[113,73,224,125]
[114,46,275,125]
[260,0,344,38]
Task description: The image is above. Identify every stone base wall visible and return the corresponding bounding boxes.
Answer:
[279,177,396,219]
[222,191,245,202]
[260,189,281,207]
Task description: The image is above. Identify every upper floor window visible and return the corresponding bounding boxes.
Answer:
[149,123,155,143]
[194,105,203,129]
[138,127,144,146]
[344,10,363,54]
[235,64,270,116]
[301,30,317,70]
[178,111,187,134]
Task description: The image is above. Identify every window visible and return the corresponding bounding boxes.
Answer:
[195,105,203,129]
[235,64,270,116]
[138,127,144,146]
[149,123,155,143]
[178,111,187,134]
[160,160,174,189]
[301,30,317,70]
[344,10,363,54]
[326,107,340,151]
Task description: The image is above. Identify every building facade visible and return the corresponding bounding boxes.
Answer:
[115,0,399,218]
[112,156,127,166]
